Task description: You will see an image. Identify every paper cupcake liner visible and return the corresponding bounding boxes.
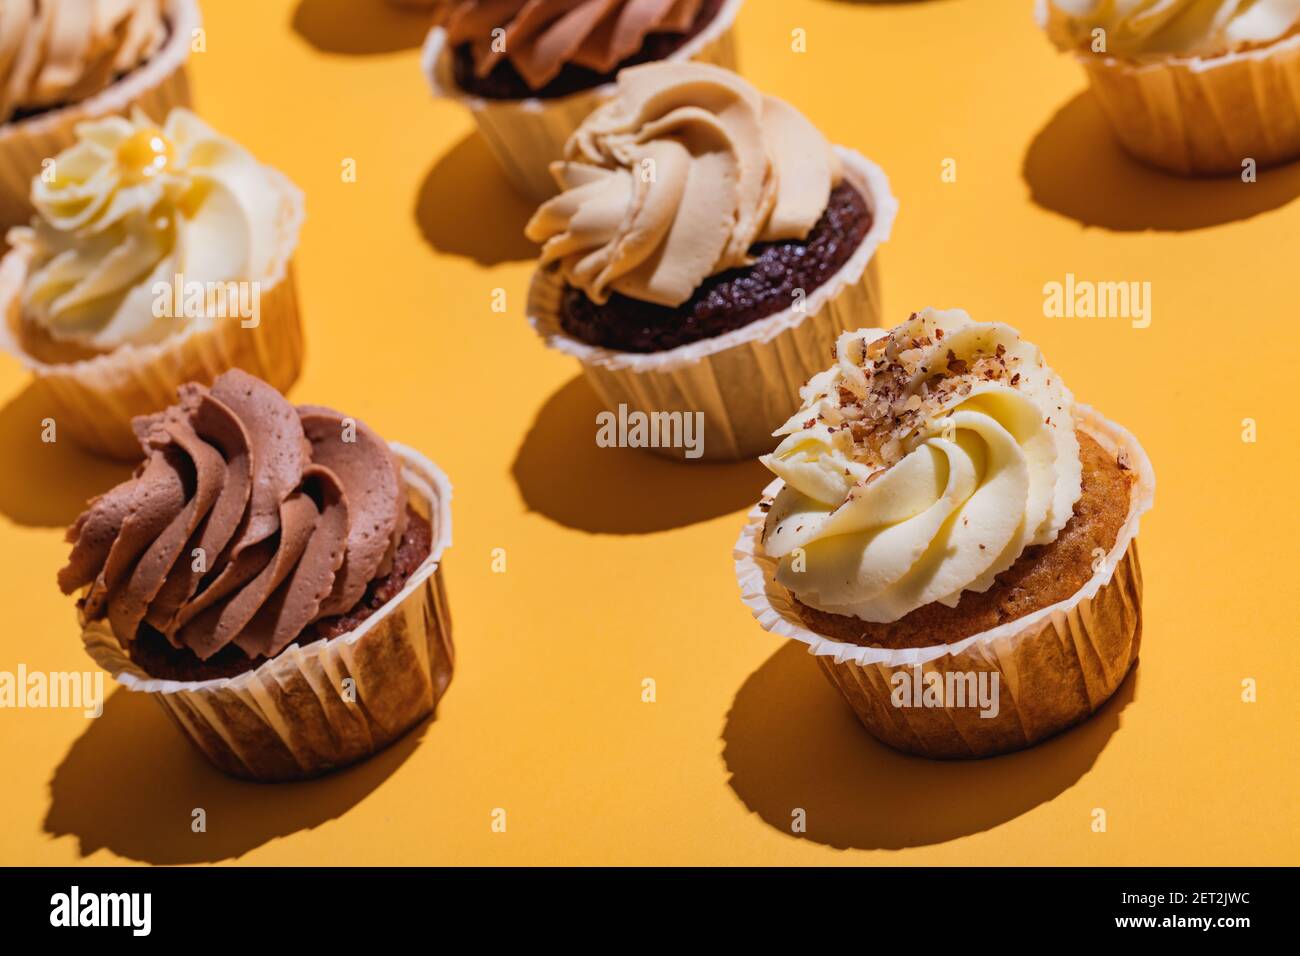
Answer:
[0,168,305,461]
[733,405,1156,758]
[1073,31,1300,175]
[0,0,200,228]
[526,147,898,461]
[81,445,455,782]
[422,0,744,201]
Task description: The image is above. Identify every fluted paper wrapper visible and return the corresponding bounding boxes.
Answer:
[1075,33,1300,175]
[733,407,1156,759]
[526,148,897,461]
[81,446,454,782]
[422,0,743,201]
[0,169,305,461]
[0,0,200,227]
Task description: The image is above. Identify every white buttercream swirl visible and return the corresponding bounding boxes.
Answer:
[1039,0,1300,58]
[8,107,282,352]
[524,61,841,308]
[760,309,1083,624]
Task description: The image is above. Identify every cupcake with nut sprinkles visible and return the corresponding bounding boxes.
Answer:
[734,309,1155,757]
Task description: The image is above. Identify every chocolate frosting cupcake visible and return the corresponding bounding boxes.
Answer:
[445,0,725,100]
[59,368,423,673]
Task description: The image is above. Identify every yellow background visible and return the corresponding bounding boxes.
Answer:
[1,0,1297,866]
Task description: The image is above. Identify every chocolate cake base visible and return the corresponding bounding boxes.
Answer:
[127,506,433,681]
[451,0,726,101]
[559,180,873,353]
[789,431,1136,651]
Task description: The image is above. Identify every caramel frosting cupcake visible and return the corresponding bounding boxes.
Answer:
[525,62,896,460]
[0,107,305,460]
[1037,0,1300,173]
[422,0,743,199]
[0,0,199,225]
[67,369,455,781]
[734,309,1155,758]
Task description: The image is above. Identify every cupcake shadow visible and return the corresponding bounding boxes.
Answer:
[512,376,771,534]
[291,0,431,55]
[44,688,429,864]
[415,132,540,266]
[1024,91,1300,231]
[722,641,1138,850]
[0,383,132,528]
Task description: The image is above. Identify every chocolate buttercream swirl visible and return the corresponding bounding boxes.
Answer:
[0,0,167,124]
[444,0,705,91]
[59,369,408,662]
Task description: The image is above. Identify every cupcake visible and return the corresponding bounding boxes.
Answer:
[62,368,455,781]
[734,309,1155,758]
[0,106,305,460]
[423,0,744,200]
[524,62,897,461]
[0,0,199,225]
[1037,0,1300,174]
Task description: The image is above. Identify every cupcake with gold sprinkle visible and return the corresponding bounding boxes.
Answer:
[0,107,304,459]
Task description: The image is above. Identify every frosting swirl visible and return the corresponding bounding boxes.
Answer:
[1039,0,1300,58]
[58,369,410,663]
[8,107,284,353]
[445,0,706,91]
[525,61,841,307]
[0,0,166,123]
[760,309,1083,624]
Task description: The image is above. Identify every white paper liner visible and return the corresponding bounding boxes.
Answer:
[733,405,1156,758]
[422,0,744,200]
[0,0,200,227]
[0,167,305,460]
[80,444,455,782]
[525,147,898,460]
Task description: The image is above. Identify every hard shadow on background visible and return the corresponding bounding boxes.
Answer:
[415,132,539,266]
[291,0,431,55]
[723,641,1139,850]
[1024,92,1300,231]
[512,376,771,534]
[0,384,132,529]
[45,689,428,864]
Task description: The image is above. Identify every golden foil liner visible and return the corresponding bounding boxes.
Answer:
[526,148,898,461]
[1071,34,1300,175]
[0,0,201,228]
[0,168,305,461]
[733,406,1156,759]
[81,445,455,782]
[422,0,745,201]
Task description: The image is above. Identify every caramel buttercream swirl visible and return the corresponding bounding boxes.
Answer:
[525,61,842,308]
[1039,0,1300,59]
[445,0,705,91]
[0,0,166,124]
[59,369,409,663]
[759,309,1083,624]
